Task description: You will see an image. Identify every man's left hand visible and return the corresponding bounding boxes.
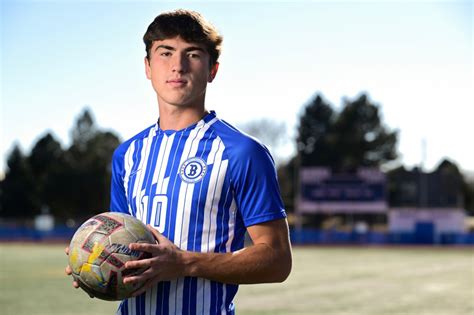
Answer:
[123,225,185,296]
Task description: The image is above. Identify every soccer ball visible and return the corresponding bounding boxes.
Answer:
[68,212,155,300]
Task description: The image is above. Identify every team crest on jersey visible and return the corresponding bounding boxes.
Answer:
[179,157,207,184]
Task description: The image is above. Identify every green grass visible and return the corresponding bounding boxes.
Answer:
[0,244,473,315]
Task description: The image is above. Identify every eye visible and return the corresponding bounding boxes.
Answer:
[187,52,201,59]
[160,52,172,57]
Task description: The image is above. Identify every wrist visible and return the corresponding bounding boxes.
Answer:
[179,250,199,277]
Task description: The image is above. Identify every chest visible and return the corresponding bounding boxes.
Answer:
[122,131,232,238]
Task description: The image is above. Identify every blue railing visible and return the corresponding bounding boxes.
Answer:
[0,225,473,245]
[289,229,474,245]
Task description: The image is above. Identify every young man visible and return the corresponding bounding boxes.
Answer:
[67,9,291,314]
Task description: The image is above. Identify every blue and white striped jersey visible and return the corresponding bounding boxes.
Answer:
[110,111,286,315]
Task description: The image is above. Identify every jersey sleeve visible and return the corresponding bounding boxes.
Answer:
[110,147,129,213]
[229,138,286,227]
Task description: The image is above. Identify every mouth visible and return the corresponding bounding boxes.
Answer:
[166,79,187,87]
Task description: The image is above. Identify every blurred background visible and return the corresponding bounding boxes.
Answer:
[1,1,473,314]
[1,0,473,244]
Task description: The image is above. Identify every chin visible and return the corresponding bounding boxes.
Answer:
[167,100,195,108]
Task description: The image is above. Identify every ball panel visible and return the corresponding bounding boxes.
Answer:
[79,263,105,289]
[108,228,139,247]
[101,253,146,299]
[83,231,110,253]
[124,216,156,244]
[92,214,124,235]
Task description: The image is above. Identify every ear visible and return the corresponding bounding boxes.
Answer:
[208,62,219,83]
[144,57,152,80]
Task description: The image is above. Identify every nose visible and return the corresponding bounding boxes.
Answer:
[171,53,189,73]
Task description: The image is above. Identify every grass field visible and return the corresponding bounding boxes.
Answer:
[0,243,472,315]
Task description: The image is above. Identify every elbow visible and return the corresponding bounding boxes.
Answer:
[280,257,293,282]
[272,251,292,283]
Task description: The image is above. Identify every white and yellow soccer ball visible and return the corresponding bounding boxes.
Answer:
[68,212,155,300]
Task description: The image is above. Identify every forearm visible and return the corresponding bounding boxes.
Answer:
[123,219,292,292]
[181,241,291,285]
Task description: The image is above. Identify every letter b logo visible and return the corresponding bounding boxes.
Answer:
[180,157,207,183]
[188,164,199,177]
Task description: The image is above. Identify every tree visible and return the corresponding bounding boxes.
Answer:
[465,180,474,216]
[333,94,398,171]
[296,94,335,167]
[28,133,71,218]
[61,110,121,221]
[0,108,122,222]
[71,108,97,151]
[0,145,38,218]
[29,133,63,177]
[296,93,398,171]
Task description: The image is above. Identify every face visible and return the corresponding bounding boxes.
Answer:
[145,36,219,109]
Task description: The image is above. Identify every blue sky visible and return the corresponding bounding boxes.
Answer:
[1,0,473,176]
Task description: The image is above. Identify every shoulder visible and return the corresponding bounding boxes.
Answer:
[210,118,273,161]
[112,124,157,162]
[209,118,276,173]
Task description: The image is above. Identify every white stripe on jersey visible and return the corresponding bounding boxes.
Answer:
[226,198,237,252]
[123,140,135,214]
[130,296,135,315]
[149,284,157,315]
[151,133,174,189]
[221,286,227,315]
[168,279,178,315]
[206,134,220,165]
[133,127,157,221]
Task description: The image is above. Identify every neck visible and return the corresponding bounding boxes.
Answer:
[157,105,208,131]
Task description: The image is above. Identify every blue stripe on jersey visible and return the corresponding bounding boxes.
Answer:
[182,277,191,314]
[225,284,238,314]
[189,277,198,315]
[121,299,128,315]
[216,181,232,253]
[187,177,207,252]
[162,281,170,314]
[136,293,143,315]
[210,281,217,314]
[155,282,163,314]
[163,131,186,179]
[231,211,246,252]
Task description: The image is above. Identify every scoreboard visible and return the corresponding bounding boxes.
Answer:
[297,167,388,214]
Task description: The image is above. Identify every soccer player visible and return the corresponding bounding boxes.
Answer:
[66,9,292,314]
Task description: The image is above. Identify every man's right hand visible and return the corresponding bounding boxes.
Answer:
[64,246,79,288]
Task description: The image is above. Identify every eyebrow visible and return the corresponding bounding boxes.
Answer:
[154,45,205,53]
